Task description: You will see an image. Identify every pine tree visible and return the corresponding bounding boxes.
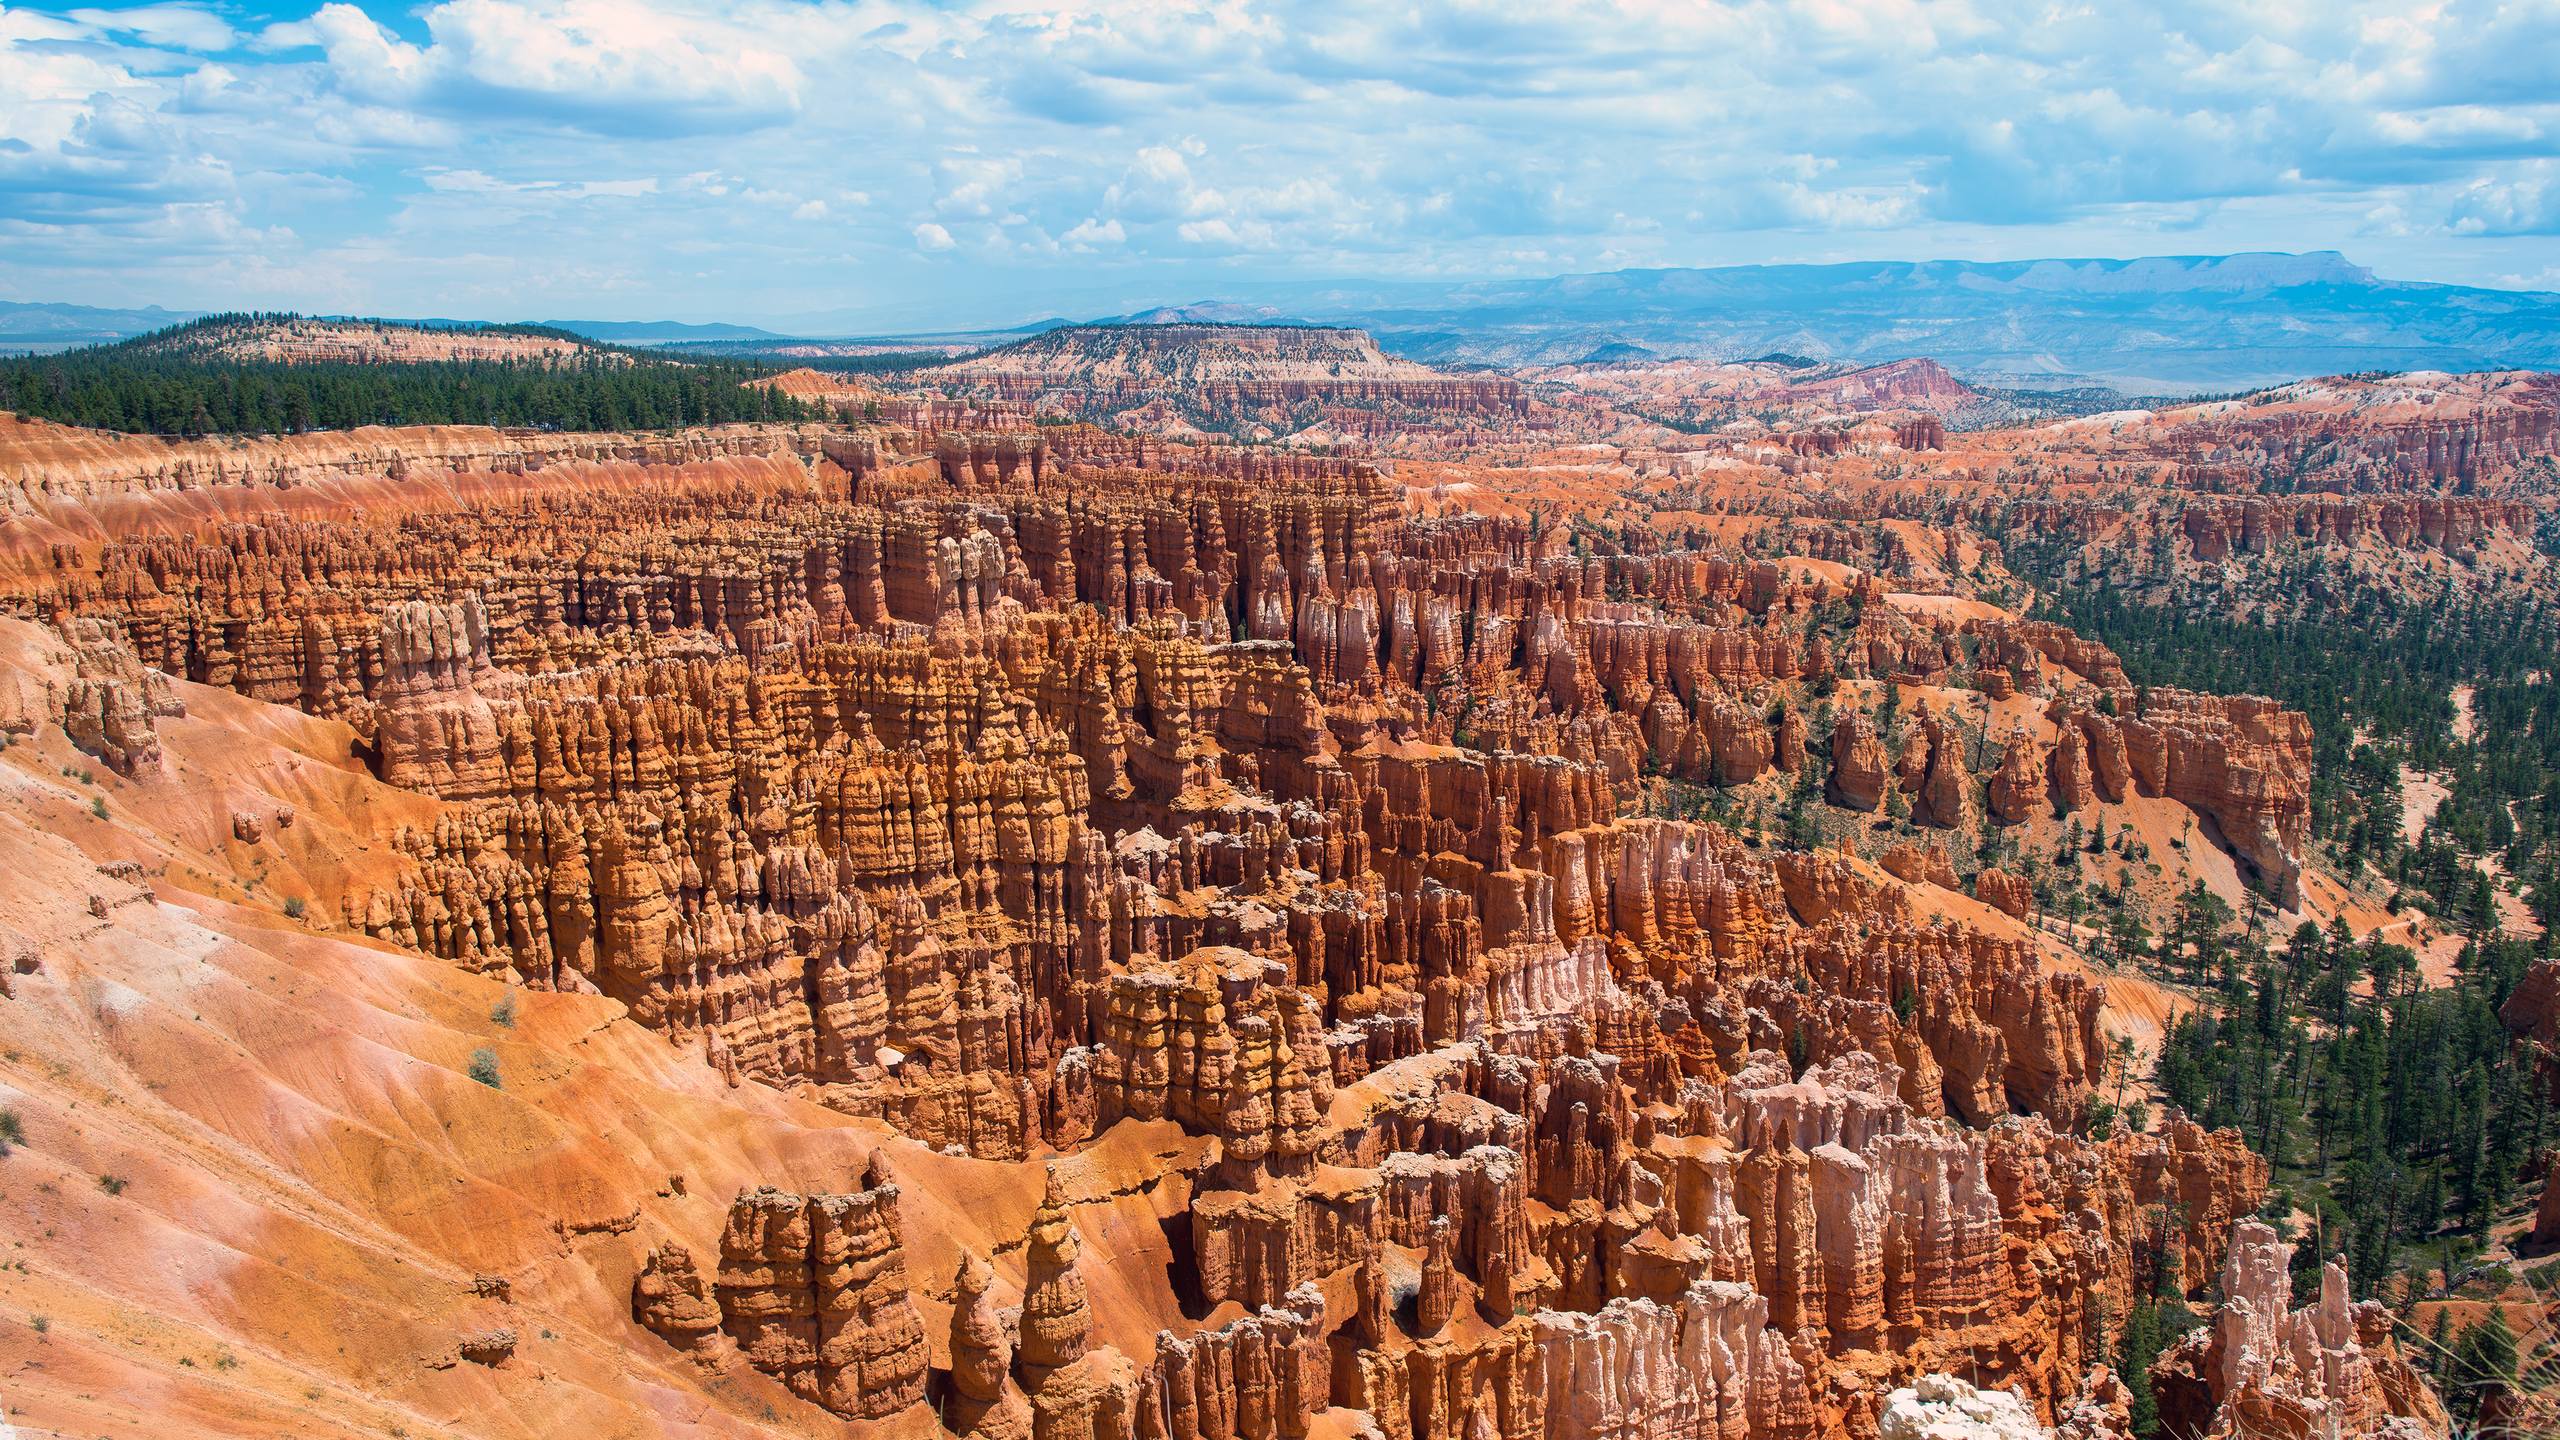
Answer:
[2446,1310,2518,1428]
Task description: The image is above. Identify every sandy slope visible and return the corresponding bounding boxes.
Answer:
[0,620,1200,1439]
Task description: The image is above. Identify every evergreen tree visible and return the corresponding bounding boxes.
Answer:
[2,315,827,436]
[2445,1309,2518,1429]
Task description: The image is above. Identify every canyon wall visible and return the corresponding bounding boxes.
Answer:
[0,412,2330,1440]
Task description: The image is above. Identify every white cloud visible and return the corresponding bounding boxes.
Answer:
[1062,216,1125,247]
[5,0,2559,319]
[68,4,238,53]
[2448,162,2560,237]
[0,8,237,229]
[421,168,657,200]
[1133,146,1191,184]
[1176,216,1276,250]
[302,0,804,133]
[304,3,435,96]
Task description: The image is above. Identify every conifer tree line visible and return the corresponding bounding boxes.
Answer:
[1997,530,2560,1433]
[2156,917,2545,1279]
[2017,540,2560,936]
[2011,541,2560,1218]
[2,314,821,435]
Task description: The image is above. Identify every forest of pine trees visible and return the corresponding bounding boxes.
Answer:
[2009,529,2560,1430]
[2154,919,2546,1292]
[1,315,821,435]
[2020,546,2560,936]
[2013,536,2560,1287]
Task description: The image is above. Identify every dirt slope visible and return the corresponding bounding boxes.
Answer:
[0,617,1194,1440]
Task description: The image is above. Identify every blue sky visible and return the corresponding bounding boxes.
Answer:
[3,0,2557,329]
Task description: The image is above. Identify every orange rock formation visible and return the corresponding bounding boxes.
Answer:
[0,388,2400,1440]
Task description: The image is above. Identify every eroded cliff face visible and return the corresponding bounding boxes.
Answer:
[0,414,2347,1440]
[0,411,835,513]
[913,323,1532,428]
[2149,1221,2450,1440]
[1989,493,2538,565]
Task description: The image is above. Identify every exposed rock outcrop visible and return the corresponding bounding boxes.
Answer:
[690,1157,929,1418]
[0,408,2377,1440]
[1830,711,1891,811]
[59,617,182,777]
[1879,1375,2048,1440]
[2149,1221,2450,1440]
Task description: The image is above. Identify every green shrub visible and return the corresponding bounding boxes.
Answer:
[468,1047,503,1089]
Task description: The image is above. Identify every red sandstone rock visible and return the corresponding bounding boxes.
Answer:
[1880,842,1958,890]
[2503,958,2560,1053]
[700,1157,929,1418]
[2534,1165,2560,1247]
[0,407,2386,1440]
[950,1251,1033,1439]
[2050,722,2098,813]
[1973,869,2033,919]
[2056,1368,2135,1440]
[58,618,182,778]
[632,1243,723,1354]
[2119,691,2312,905]
[1986,731,2046,823]
[1829,711,1891,811]
[372,595,513,802]
[1020,1169,1094,1392]
[1915,716,1974,830]
[2149,1221,2449,1440]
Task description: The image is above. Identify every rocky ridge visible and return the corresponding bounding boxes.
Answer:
[911,324,1529,430]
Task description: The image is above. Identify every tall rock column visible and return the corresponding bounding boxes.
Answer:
[701,1159,930,1420]
[1019,1168,1094,1392]
[373,595,513,800]
[950,1250,1033,1438]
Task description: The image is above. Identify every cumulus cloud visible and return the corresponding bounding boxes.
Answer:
[2448,162,2560,237]
[1062,216,1125,247]
[68,4,237,52]
[0,9,236,228]
[294,0,806,134]
[5,0,2558,320]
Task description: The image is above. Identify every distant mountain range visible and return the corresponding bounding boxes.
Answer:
[9,252,2557,391]
[536,319,789,344]
[1082,253,2560,392]
[0,301,203,353]
[0,305,784,355]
